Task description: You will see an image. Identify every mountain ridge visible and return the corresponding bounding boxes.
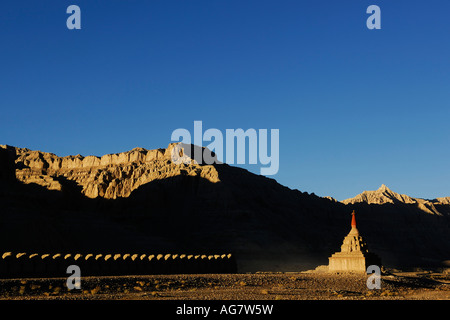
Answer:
[3,144,448,207]
[1,143,221,199]
[1,143,449,271]
[342,184,448,216]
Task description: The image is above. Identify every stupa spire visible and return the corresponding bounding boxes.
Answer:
[351,210,357,228]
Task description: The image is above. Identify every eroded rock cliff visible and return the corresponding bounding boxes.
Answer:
[5,143,219,199]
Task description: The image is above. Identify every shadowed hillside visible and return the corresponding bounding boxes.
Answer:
[0,144,449,272]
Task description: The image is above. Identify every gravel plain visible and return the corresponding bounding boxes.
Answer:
[0,271,448,300]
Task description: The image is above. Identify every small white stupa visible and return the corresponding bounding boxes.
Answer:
[328,210,381,273]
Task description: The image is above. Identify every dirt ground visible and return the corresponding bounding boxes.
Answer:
[0,270,449,300]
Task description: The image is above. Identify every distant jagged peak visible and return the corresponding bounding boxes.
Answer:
[376,184,406,199]
[342,184,444,215]
[342,184,416,205]
[435,197,450,205]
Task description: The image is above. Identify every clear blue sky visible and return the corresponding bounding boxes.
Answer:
[1,1,449,200]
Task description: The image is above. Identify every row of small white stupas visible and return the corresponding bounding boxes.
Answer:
[0,252,237,278]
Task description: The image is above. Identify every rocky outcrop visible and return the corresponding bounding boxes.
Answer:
[342,184,416,205]
[342,184,445,215]
[436,197,450,205]
[0,145,16,182]
[7,143,220,199]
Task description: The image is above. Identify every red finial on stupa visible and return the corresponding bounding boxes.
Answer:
[351,210,357,228]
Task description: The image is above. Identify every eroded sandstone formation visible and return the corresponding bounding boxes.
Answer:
[3,143,219,199]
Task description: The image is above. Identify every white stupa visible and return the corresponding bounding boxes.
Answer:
[328,210,381,273]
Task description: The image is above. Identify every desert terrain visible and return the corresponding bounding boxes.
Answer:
[1,144,449,307]
[1,270,449,300]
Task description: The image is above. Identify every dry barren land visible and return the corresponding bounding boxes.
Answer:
[0,271,449,300]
